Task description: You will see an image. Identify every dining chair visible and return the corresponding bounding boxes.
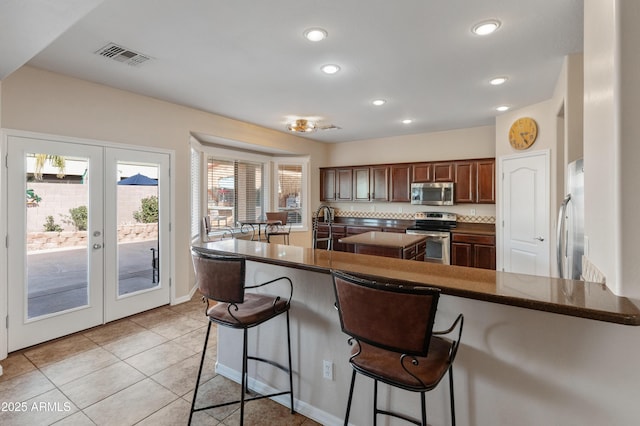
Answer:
[331,270,464,426]
[265,211,291,244]
[189,247,295,425]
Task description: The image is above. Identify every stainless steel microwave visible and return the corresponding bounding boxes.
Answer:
[410,182,455,205]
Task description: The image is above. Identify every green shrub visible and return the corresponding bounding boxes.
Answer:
[63,206,88,231]
[43,215,63,232]
[133,196,159,223]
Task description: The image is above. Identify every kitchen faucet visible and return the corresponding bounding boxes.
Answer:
[312,204,334,250]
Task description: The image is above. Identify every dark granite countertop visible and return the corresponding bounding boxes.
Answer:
[194,239,640,326]
[338,231,426,248]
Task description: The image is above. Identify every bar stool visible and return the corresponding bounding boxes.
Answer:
[189,247,295,425]
[331,270,464,426]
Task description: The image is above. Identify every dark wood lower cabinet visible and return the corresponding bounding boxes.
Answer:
[451,233,496,270]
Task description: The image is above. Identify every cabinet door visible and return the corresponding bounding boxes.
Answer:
[451,242,473,267]
[476,159,496,203]
[336,168,353,201]
[353,167,370,201]
[433,162,454,182]
[370,166,389,201]
[320,169,336,201]
[412,163,432,182]
[454,161,476,203]
[389,164,411,202]
[474,244,496,270]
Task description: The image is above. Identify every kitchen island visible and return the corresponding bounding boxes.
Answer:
[194,239,640,425]
[338,231,426,260]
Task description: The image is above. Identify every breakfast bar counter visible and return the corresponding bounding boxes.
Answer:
[196,239,640,325]
[194,239,640,425]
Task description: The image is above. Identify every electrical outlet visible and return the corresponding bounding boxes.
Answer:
[322,360,333,380]
[470,208,477,216]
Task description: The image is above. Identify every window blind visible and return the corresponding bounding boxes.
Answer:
[207,157,264,226]
[190,148,200,238]
[277,164,302,225]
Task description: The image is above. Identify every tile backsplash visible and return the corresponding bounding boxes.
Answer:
[332,208,495,224]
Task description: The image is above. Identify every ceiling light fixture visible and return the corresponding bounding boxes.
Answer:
[402,119,413,124]
[372,99,386,106]
[287,119,317,133]
[490,76,508,86]
[304,28,328,42]
[321,64,341,74]
[496,105,510,112]
[472,20,501,36]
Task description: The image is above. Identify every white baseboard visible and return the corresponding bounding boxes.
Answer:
[172,284,199,305]
[215,362,344,426]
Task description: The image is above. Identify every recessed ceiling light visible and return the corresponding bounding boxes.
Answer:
[490,76,508,86]
[496,105,510,112]
[304,28,328,42]
[372,99,386,106]
[321,64,341,74]
[472,20,501,36]
[402,119,413,124]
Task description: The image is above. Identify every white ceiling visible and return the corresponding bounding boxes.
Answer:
[1,0,583,143]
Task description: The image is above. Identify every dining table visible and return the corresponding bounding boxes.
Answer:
[238,219,282,241]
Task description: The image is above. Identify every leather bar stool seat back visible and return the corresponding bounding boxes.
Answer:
[332,270,464,426]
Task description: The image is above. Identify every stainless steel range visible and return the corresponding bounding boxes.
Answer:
[405,212,457,264]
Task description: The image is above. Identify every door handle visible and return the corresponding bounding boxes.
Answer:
[534,237,544,241]
[93,243,102,249]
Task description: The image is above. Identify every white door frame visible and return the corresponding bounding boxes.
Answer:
[104,148,171,322]
[497,149,551,274]
[0,129,175,358]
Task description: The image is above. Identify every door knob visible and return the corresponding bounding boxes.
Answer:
[93,243,102,249]
[534,237,544,241]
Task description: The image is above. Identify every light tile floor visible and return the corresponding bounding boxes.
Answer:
[0,295,321,425]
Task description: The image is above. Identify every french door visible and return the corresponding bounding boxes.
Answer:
[6,135,171,351]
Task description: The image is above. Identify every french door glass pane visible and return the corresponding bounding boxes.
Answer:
[26,154,90,319]
[116,162,159,296]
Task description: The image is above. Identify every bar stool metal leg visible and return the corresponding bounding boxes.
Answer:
[344,370,357,426]
[188,321,212,425]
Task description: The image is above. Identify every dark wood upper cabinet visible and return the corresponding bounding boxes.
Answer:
[454,161,476,204]
[336,168,353,201]
[320,168,336,201]
[321,158,495,204]
[353,167,370,201]
[370,166,389,201]
[412,163,432,182]
[433,162,454,182]
[389,164,411,202]
[476,159,496,203]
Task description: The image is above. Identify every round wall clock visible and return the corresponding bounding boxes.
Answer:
[509,117,538,150]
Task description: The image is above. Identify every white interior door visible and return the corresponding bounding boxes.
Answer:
[6,136,104,351]
[500,151,550,276]
[104,148,170,322]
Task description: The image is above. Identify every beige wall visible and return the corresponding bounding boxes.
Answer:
[326,125,495,167]
[1,66,328,300]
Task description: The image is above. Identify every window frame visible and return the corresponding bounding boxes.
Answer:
[190,139,310,242]
[273,157,309,231]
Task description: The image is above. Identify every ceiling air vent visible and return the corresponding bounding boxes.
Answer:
[95,43,151,67]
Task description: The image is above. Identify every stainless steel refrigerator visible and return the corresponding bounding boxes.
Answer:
[556,158,584,280]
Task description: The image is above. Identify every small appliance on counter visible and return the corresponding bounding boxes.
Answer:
[406,212,457,264]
